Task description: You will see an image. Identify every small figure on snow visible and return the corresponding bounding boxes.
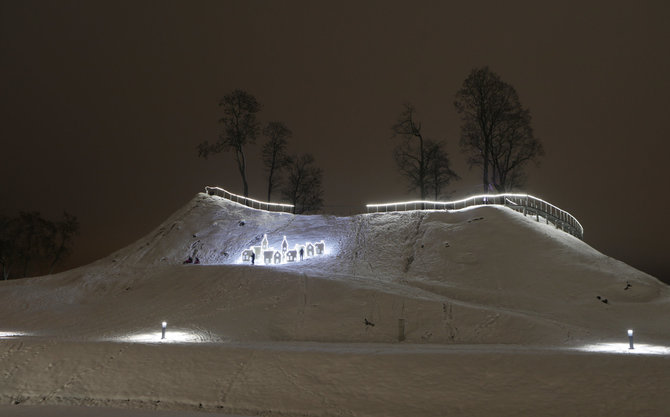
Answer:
[194,257,200,264]
[183,256,193,264]
[250,251,255,265]
[299,247,304,261]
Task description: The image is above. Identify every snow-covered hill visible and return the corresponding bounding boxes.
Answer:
[1,192,668,416]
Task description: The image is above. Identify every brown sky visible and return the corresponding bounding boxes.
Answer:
[1,0,669,283]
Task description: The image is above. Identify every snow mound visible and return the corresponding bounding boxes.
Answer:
[1,192,668,347]
[2,192,669,416]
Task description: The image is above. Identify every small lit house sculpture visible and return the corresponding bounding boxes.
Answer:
[263,250,274,265]
[241,234,326,265]
[315,241,325,255]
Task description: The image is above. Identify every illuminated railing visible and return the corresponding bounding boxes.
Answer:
[205,186,294,213]
[366,193,584,240]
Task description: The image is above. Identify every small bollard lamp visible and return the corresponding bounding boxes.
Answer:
[628,329,634,349]
[162,321,167,340]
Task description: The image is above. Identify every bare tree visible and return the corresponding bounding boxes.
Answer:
[454,67,543,192]
[425,141,460,200]
[0,211,79,279]
[46,211,79,274]
[15,211,47,277]
[392,103,428,199]
[392,103,458,200]
[281,153,324,214]
[488,107,543,191]
[198,89,261,197]
[262,121,293,202]
[0,215,19,280]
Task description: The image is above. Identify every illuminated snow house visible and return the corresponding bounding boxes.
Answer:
[242,234,326,265]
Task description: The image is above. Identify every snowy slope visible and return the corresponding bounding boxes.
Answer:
[3,192,666,344]
[1,192,669,416]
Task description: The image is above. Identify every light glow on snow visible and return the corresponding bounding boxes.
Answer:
[119,330,203,344]
[0,331,27,338]
[577,343,670,355]
[241,234,327,265]
[366,193,584,238]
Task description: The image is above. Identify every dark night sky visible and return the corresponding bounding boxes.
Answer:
[1,1,669,283]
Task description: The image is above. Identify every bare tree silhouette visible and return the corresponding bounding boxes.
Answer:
[455,67,543,192]
[281,153,324,214]
[262,121,293,202]
[392,103,458,200]
[198,89,262,197]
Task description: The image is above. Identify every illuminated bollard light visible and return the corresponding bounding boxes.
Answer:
[162,321,167,340]
[628,329,634,349]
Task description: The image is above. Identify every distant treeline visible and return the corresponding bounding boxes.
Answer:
[0,211,79,280]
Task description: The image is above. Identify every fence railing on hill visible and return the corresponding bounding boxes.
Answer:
[366,193,584,240]
[205,186,294,213]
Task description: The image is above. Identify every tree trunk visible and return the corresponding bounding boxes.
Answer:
[419,135,426,200]
[235,148,249,197]
[49,250,62,275]
[267,167,274,202]
[22,256,30,278]
[483,138,490,193]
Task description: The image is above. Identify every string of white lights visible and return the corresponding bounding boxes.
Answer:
[366,193,583,239]
[204,186,582,238]
[205,186,294,211]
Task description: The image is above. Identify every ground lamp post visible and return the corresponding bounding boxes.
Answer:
[628,329,634,349]
[162,321,167,340]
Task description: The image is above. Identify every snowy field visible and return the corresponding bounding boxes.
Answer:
[1,193,669,416]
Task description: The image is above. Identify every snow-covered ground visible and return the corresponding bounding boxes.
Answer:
[1,192,668,416]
